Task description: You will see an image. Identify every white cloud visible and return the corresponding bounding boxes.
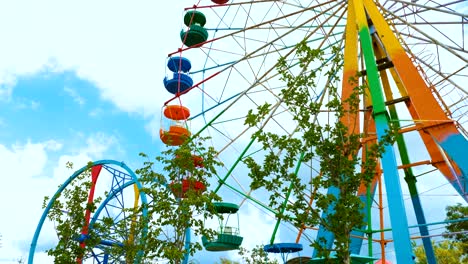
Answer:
[0,132,121,262]
[64,86,85,105]
[88,108,103,117]
[14,98,41,111]
[0,141,49,179]
[43,140,63,152]
[145,115,160,140]
[81,132,119,159]
[0,85,13,101]
[48,132,121,184]
[0,1,188,118]
[0,140,60,261]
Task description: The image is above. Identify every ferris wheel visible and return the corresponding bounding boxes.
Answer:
[28,161,148,263]
[161,0,468,263]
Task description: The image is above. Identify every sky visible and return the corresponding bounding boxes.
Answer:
[0,1,280,263]
[0,1,466,264]
[0,1,176,262]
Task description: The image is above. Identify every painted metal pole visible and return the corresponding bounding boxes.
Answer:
[378,173,386,263]
[366,183,373,261]
[270,152,304,244]
[363,0,468,202]
[213,136,256,193]
[311,186,341,258]
[352,0,414,262]
[377,54,436,263]
[77,165,103,263]
[351,109,379,255]
[340,1,377,256]
[182,227,191,264]
[371,217,468,233]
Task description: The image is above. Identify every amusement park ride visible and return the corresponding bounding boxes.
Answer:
[29,0,467,263]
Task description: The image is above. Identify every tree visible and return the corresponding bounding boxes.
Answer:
[239,246,280,264]
[243,41,394,263]
[413,240,465,264]
[44,138,223,264]
[413,203,467,264]
[16,256,25,264]
[215,246,280,264]
[134,138,223,263]
[444,203,468,244]
[43,162,113,263]
[217,257,240,264]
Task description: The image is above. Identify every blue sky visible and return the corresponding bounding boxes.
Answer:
[0,70,157,160]
[0,70,159,263]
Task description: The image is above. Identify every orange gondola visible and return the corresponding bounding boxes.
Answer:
[169,178,206,198]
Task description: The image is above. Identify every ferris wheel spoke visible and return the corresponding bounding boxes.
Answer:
[387,0,468,18]
[214,70,339,234]
[390,16,467,52]
[383,11,468,63]
[381,1,468,51]
[171,0,342,56]
[413,55,467,95]
[396,31,467,54]
[185,0,281,11]
[186,2,345,117]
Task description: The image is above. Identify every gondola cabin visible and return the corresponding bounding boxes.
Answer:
[180,11,208,47]
[203,202,243,251]
[163,56,194,95]
[160,105,191,146]
[169,178,206,199]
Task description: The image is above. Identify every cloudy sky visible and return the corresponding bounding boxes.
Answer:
[0,1,185,262]
[0,1,466,264]
[0,1,284,263]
